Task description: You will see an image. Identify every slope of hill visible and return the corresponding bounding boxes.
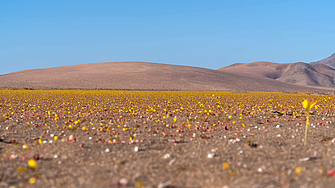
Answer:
[310,53,335,69]
[0,62,323,92]
[218,61,335,88]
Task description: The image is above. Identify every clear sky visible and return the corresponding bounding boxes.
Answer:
[1,0,334,75]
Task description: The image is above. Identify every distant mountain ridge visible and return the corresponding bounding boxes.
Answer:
[219,61,335,88]
[310,53,335,69]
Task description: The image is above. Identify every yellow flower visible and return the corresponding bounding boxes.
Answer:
[29,177,36,184]
[223,163,229,170]
[302,99,317,111]
[54,136,58,140]
[295,166,302,174]
[28,159,37,169]
[38,139,42,145]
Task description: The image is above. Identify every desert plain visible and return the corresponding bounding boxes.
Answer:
[1,90,335,188]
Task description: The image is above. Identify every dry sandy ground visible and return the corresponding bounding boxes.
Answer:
[1,91,335,188]
[0,62,331,92]
[2,111,335,188]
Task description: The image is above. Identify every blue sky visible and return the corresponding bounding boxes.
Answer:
[1,0,334,75]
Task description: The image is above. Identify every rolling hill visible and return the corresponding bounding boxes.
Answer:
[0,62,325,92]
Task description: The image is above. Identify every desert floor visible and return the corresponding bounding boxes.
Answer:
[1,90,335,188]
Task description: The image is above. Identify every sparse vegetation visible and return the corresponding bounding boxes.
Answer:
[1,90,335,187]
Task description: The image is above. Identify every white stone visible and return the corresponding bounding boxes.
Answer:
[164,154,171,159]
[207,153,215,158]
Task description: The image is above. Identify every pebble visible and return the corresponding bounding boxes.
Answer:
[276,125,280,128]
[258,168,263,172]
[164,154,171,159]
[134,147,139,152]
[105,148,110,153]
[54,155,59,158]
[169,159,176,165]
[50,134,54,137]
[207,153,215,158]
[277,134,281,137]
[119,178,128,186]
[158,181,172,188]
[10,154,18,160]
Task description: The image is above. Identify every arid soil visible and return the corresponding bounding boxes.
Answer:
[1,91,335,188]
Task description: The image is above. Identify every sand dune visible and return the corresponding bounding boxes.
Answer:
[0,62,326,92]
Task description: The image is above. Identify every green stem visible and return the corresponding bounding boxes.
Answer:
[304,113,309,146]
